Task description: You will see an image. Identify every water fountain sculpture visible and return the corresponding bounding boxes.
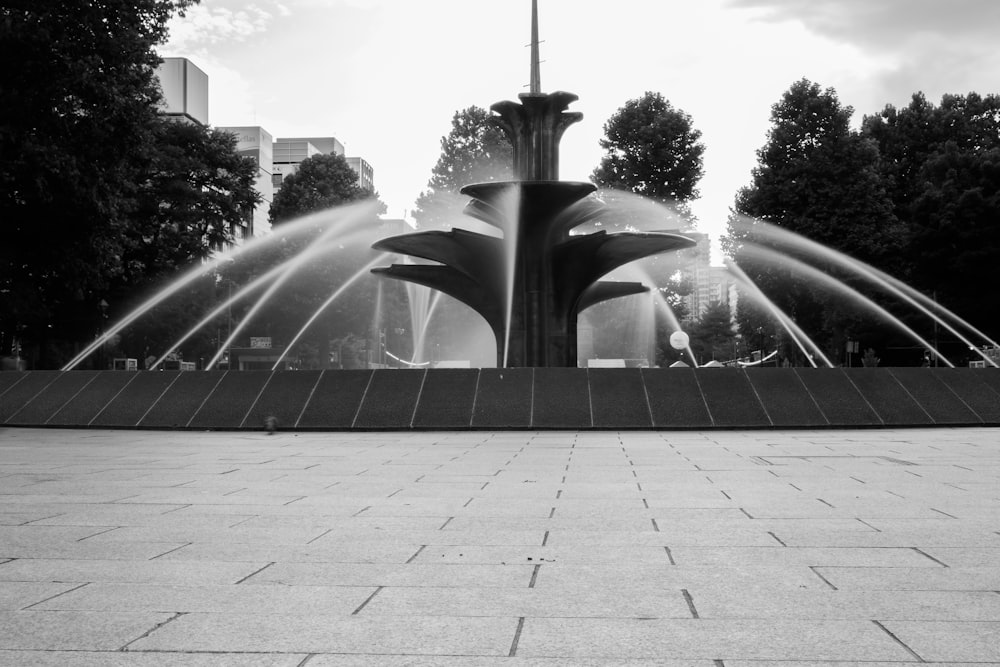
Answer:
[371,3,695,367]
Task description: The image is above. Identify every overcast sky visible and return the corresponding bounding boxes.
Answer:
[163,0,1000,263]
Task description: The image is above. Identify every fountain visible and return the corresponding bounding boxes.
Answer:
[2,1,998,431]
[371,1,694,368]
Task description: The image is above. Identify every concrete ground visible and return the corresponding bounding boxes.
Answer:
[1,427,998,666]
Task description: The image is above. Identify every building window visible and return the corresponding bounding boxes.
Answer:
[272,174,283,187]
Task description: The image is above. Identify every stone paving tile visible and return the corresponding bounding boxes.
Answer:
[0,559,266,585]
[154,541,421,564]
[881,620,1000,662]
[0,539,188,560]
[413,545,672,564]
[814,565,1000,590]
[668,546,941,567]
[33,582,376,614]
[130,613,519,655]
[247,561,535,588]
[533,562,822,591]
[690,587,1000,620]
[918,546,1000,567]
[0,610,174,651]
[0,651,307,666]
[308,658,714,666]
[513,617,914,661]
[0,581,82,610]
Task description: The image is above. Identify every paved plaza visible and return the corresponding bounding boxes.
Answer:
[1,426,998,665]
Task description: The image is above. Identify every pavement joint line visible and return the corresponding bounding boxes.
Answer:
[463,497,474,507]
[480,481,490,490]
[306,528,333,545]
[160,504,192,515]
[283,496,305,506]
[222,487,246,496]
[228,517,255,528]
[555,490,562,499]
[872,619,926,662]
[911,547,950,567]
[508,617,526,657]
[528,563,541,588]
[809,566,838,590]
[387,489,402,498]
[789,483,802,491]
[108,494,140,503]
[77,526,120,542]
[439,516,454,530]
[295,654,317,667]
[405,545,426,564]
[21,582,90,610]
[856,518,881,532]
[119,611,186,652]
[351,586,383,615]
[739,507,754,519]
[720,490,731,500]
[352,505,372,517]
[548,507,556,518]
[651,518,660,532]
[930,507,959,518]
[768,531,787,547]
[681,589,700,618]
[850,476,866,484]
[149,542,192,560]
[664,546,676,565]
[642,498,649,508]
[234,561,275,584]
[542,530,549,546]
[19,512,64,525]
[816,498,835,508]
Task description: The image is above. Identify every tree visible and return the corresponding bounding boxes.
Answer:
[412,106,513,229]
[688,302,737,363]
[862,92,1000,343]
[270,153,375,225]
[107,120,261,365]
[0,0,196,367]
[723,79,903,363]
[592,92,705,213]
[223,153,395,368]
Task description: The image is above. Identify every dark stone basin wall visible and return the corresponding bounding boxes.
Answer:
[1,368,998,431]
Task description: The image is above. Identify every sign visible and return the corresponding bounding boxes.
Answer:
[250,337,272,349]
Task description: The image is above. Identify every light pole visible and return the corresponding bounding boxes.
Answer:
[97,299,109,370]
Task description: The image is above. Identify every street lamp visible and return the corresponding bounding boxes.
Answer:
[96,299,109,370]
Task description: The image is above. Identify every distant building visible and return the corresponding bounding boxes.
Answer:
[155,57,208,125]
[217,126,274,237]
[677,234,736,322]
[272,137,374,192]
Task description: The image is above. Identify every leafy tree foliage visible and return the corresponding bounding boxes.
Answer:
[413,106,513,228]
[862,92,1000,345]
[270,153,376,225]
[0,0,261,368]
[592,92,705,211]
[723,79,902,363]
[687,302,737,363]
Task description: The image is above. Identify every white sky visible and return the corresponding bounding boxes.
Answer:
[162,0,1000,264]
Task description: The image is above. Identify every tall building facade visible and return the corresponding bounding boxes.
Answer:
[156,57,208,125]
[217,126,274,237]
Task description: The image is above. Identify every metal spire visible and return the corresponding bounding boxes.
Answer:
[529,0,541,93]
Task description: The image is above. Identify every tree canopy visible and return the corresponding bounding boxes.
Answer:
[862,92,1000,347]
[592,92,705,210]
[723,79,903,363]
[269,153,376,225]
[0,0,246,368]
[412,106,513,229]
